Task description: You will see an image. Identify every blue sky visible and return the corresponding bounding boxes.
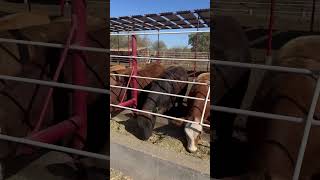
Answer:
[110,0,210,48]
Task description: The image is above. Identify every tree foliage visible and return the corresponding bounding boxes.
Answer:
[110,35,152,49]
[110,33,209,52]
[188,33,210,52]
[151,40,167,51]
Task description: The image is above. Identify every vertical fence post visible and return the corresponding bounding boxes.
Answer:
[71,0,88,150]
[157,30,160,63]
[131,35,138,108]
[310,0,316,32]
[200,86,210,126]
[293,75,320,180]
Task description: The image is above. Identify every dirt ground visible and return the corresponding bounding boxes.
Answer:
[110,168,133,180]
[110,112,210,161]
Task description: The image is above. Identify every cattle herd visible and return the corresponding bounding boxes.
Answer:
[110,63,210,152]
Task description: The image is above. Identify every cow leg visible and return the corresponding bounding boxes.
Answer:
[176,85,188,108]
[170,85,188,127]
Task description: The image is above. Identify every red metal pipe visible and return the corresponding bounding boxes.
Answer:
[17,116,80,155]
[128,34,131,67]
[60,0,65,16]
[70,0,88,150]
[120,67,134,103]
[131,35,138,108]
[29,116,79,143]
[118,99,136,107]
[32,17,77,133]
[266,0,275,56]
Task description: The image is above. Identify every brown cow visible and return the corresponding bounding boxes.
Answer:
[183,72,210,152]
[230,35,320,180]
[134,66,189,140]
[110,62,165,115]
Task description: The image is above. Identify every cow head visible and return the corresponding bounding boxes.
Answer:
[184,122,203,153]
[135,113,155,141]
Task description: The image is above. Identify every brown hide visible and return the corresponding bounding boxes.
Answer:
[186,72,210,124]
[245,35,320,180]
[212,16,251,103]
[181,73,210,153]
[110,62,165,114]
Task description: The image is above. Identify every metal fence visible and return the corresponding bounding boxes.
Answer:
[0,0,109,173]
[212,58,320,180]
[110,29,211,128]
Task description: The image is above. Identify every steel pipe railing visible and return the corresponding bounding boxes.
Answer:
[110,29,210,36]
[212,59,314,74]
[111,85,210,102]
[110,104,210,127]
[0,38,109,53]
[0,74,109,94]
[293,76,320,180]
[0,133,109,160]
[110,73,209,86]
[111,55,210,62]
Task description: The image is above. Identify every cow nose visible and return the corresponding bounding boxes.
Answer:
[136,116,153,140]
[185,127,198,153]
[184,123,202,153]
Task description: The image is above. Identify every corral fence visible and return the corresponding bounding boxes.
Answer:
[0,0,109,176]
[212,0,320,180]
[110,9,211,129]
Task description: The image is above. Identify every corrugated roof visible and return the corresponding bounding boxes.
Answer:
[110,8,210,32]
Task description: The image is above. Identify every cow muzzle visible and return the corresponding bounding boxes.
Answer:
[184,123,203,153]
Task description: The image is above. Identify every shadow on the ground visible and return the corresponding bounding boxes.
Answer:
[117,104,190,149]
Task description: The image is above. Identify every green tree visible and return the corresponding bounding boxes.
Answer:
[151,40,167,51]
[188,33,210,52]
[110,35,128,49]
[110,35,152,49]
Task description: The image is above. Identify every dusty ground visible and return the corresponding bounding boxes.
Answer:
[110,111,210,161]
[110,168,133,180]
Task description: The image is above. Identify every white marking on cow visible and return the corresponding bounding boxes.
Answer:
[233,56,273,141]
[184,120,203,153]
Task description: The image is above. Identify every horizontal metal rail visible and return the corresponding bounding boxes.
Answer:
[110,73,209,86]
[212,59,314,74]
[111,55,210,62]
[0,75,109,94]
[0,133,109,160]
[110,56,315,75]
[110,85,210,102]
[211,105,320,126]
[0,38,109,53]
[110,104,210,127]
[110,30,210,36]
[212,105,303,123]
